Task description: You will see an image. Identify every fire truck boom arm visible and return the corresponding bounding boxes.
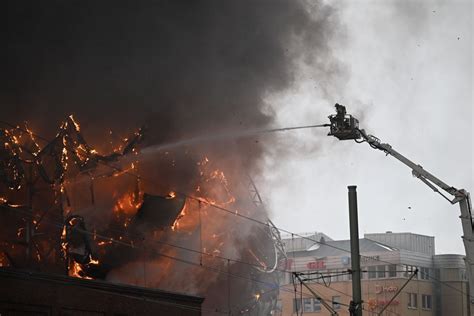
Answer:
[358,129,462,201]
[328,103,474,302]
[357,128,474,303]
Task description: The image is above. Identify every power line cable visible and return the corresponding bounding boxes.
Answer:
[290,273,402,316]
[1,204,330,314]
[4,203,400,316]
[1,119,470,303]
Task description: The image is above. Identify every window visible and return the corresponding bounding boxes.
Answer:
[313,299,321,312]
[407,293,418,309]
[388,264,397,277]
[294,298,321,313]
[342,270,350,281]
[422,294,432,310]
[404,265,418,278]
[332,296,341,310]
[403,265,408,277]
[303,298,313,312]
[377,265,386,278]
[368,266,377,279]
[420,267,430,280]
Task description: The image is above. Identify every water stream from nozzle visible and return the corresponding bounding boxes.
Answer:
[63,123,331,185]
[139,123,330,156]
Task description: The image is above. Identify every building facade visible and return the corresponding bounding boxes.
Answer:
[276,231,469,316]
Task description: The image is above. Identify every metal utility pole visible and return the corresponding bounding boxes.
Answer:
[348,186,362,316]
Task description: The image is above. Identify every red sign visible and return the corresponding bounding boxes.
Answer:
[306,260,326,270]
[367,298,399,311]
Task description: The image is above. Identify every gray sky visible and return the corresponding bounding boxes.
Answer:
[259,0,472,254]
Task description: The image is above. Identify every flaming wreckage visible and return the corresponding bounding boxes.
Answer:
[0,116,286,315]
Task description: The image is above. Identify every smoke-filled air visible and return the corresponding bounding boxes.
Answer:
[1,1,342,315]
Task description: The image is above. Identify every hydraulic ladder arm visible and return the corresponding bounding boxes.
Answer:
[328,104,474,304]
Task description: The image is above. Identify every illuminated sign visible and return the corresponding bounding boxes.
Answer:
[307,260,326,270]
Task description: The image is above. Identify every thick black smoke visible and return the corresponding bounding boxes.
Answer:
[2,1,340,165]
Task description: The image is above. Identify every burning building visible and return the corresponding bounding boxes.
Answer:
[2,1,342,314]
[0,116,286,315]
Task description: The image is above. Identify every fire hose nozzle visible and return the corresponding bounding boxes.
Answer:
[328,103,361,140]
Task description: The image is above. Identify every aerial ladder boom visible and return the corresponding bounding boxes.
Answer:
[328,104,474,304]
